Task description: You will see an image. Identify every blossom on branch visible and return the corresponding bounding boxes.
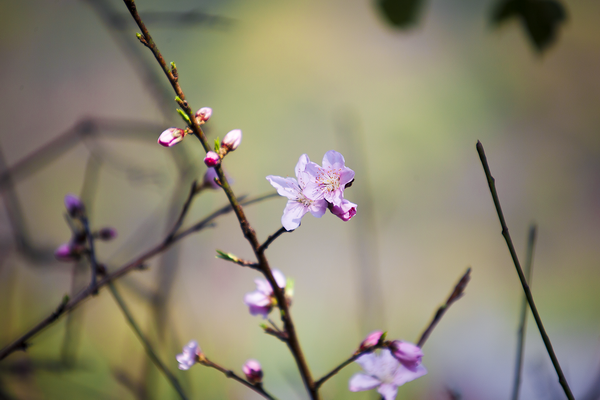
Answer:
[389,340,423,371]
[349,349,427,400]
[242,359,263,384]
[204,151,221,167]
[244,269,289,318]
[158,127,186,147]
[328,198,357,222]
[222,129,242,151]
[195,107,212,124]
[359,330,384,351]
[304,150,355,207]
[176,340,202,370]
[267,154,327,231]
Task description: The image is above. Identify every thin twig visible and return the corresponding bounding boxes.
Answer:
[121,2,319,397]
[80,216,99,294]
[0,193,276,361]
[166,180,199,242]
[417,268,471,348]
[108,282,188,400]
[476,141,574,400]
[511,224,537,400]
[314,347,379,390]
[201,358,277,400]
[258,227,287,254]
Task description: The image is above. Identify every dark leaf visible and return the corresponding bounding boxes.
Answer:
[377,0,426,29]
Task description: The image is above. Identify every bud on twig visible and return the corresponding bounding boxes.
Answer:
[221,129,242,151]
[195,107,212,124]
[64,194,84,218]
[204,151,220,167]
[242,359,263,384]
[158,127,186,147]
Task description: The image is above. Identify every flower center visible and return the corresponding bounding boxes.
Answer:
[316,167,341,193]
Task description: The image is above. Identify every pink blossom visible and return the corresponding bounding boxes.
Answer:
[266,154,327,231]
[244,270,287,318]
[349,349,427,400]
[242,359,263,384]
[176,340,201,370]
[64,194,84,217]
[222,129,242,151]
[195,107,212,124]
[158,127,186,147]
[359,331,384,351]
[204,151,220,167]
[305,150,355,207]
[328,198,357,222]
[389,340,423,371]
[54,243,77,262]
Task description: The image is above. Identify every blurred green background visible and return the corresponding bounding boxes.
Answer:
[1,0,599,399]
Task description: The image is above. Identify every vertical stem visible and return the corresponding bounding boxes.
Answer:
[108,282,188,400]
[476,141,574,400]
[511,224,537,400]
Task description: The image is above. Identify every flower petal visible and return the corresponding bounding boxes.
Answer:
[348,373,381,392]
[295,154,311,182]
[392,364,428,387]
[309,199,328,218]
[377,383,399,400]
[266,175,301,200]
[322,150,346,170]
[282,200,308,231]
[272,269,287,289]
[244,290,271,307]
[355,352,379,375]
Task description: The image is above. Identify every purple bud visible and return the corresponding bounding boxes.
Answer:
[359,331,383,351]
[242,359,263,384]
[221,129,242,151]
[195,107,212,124]
[204,151,220,167]
[328,199,357,222]
[158,127,185,147]
[390,340,423,371]
[64,194,84,218]
[98,227,117,241]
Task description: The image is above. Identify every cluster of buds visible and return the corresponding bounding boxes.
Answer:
[54,194,117,262]
[203,129,243,167]
[157,107,212,148]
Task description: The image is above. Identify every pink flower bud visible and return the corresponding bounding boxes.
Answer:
[195,107,212,124]
[158,127,185,147]
[54,243,76,262]
[328,199,357,222]
[64,194,84,218]
[204,151,220,167]
[221,129,242,151]
[389,340,423,371]
[242,359,263,384]
[176,340,202,370]
[98,227,117,241]
[359,331,384,351]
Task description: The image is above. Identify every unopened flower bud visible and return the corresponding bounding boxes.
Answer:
[54,243,76,262]
[64,194,84,218]
[242,359,263,384]
[195,107,212,124]
[328,199,357,222]
[176,340,202,370]
[389,340,423,371]
[359,331,384,351]
[158,127,185,147]
[204,151,220,167]
[221,129,242,151]
[98,227,117,241]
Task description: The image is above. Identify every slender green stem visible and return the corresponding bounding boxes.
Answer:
[201,358,278,400]
[476,141,574,400]
[108,282,188,400]
[120,2,318,398]
[511,224,537,400]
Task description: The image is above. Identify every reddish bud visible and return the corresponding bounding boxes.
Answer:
[359,330,384,351]
[204,151,220,167]
[195,107,212,124]
[242,359,263,384]
[158,127,185,147]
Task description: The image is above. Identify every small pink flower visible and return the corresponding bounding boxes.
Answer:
[359,331,384,351]
[54,243,77,262]
[244,270,287,318]
[64,194,84,217]
[158,127,186,147]
[267,154,328,231]
[176,340,201,370]
[389,340,423,371]
[305,150,355,207]
[349,349,427,400]
[328,199,357,221]
[204,151,221,167]
[195,107,212,124]
[222,129,242,151]
[242,359,263,384]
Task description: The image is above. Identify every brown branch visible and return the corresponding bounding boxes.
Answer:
[121,1,318,397]
[476,140,574,400]
[417,268,471,348]
[314,347,380,390]
[0,193,276,361]
[257,227,287,254]
[166,180,200,243]
[201,358,277,400]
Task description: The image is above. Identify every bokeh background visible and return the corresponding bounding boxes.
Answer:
[1,0,599,399]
